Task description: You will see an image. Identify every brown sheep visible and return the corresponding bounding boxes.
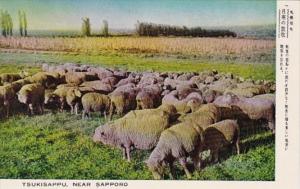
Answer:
[82,92,111,119]
[65,72,98,85]
[203,120,240,163]
[17,84,45,115]
[146,121,204,179]
[0,84,16,118]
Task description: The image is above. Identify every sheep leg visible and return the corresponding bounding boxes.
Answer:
[29,104,34,115]
[168,160,176,179]
[70,105,74,114]
[179,157,191,179]
[82,110,87,120]
[108,103,115,121]
[5,103,10,118]
[125,145,131,162]
[212,149,219,163]
[75,103,79,115]
[235,139,240,155]
[191,154,201,171]
[268,121,275,134]
[122,147,127,160]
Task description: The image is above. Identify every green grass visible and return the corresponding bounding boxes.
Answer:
[0,113,275,180]
[0,51,275,81]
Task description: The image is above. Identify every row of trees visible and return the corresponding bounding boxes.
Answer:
[81,18,109,37]
[0,10,28,37]
[136,22,237,37]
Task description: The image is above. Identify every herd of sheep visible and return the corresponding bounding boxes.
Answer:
[0,63,275,179]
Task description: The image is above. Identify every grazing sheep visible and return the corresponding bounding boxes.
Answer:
[162,91,188,114]
[28,72,59,89]
[203,120,240,163]
[65,72,98,85]
[136,84,162,110]
[80,80,114,94]
[108,90,137,119]
[0,85,16,118]
[66,88,83,115]
[253,93,275,105]
[0,73,22,84]
[93,105,177,161]
[115,76,138,87]
[203,89,223,103]
[185,92,204,112]
[180,104,221,129]
[176,85,200,100]
[17,84,45,115]
[101,76,119,86]
[44,89,60,110]
[82,92,111,119]
[51,86,75,112]
[146,121,204,179]
[10,78,32,92]
[213,94,275,133]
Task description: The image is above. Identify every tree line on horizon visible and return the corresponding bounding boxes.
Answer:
[0,10,27,37]
[135,22,237,37]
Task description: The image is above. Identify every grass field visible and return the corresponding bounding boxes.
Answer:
[0,113,274,180]
[0,36,275,180]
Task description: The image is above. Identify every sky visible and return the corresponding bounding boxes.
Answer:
[0,0,276,31]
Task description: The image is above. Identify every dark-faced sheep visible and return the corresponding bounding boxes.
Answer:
[93,105,177,161]
[17,83,45,115]
[0,85,16,118]
[146,121,204,179]
[213,94,275,133]
[203,119,240,163]
[82,92,111,119]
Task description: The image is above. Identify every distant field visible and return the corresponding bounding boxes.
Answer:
[0,37,275,63]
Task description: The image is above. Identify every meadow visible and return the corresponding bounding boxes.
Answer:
[0,36,275,180]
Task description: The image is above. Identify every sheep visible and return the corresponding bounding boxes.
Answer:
[93,105,177,161]
[146,121,204,179]
[202,89,223,103]
[66,88,83,115]
[0,73,22,84]
[65,72,98,85]
[108,90,137,120]
[136,84,162,110]
[213,93,275,133]
[10,78,32,92]
[101,76,119,86]
[224,82,266,98]
[80,80,114,94]
[253,93,275,105]
[185,92,204,112]
[115,76,138,87]
[176,85,200,100]
[203,119,240,163]
[44,89,60,110]
[0,84,16,118]
[162,90,191,114]
[28,72,59,89]
[50,86,75,112]
[180,104,221,129]
[82,92,111,119]
[17,83,45,115]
